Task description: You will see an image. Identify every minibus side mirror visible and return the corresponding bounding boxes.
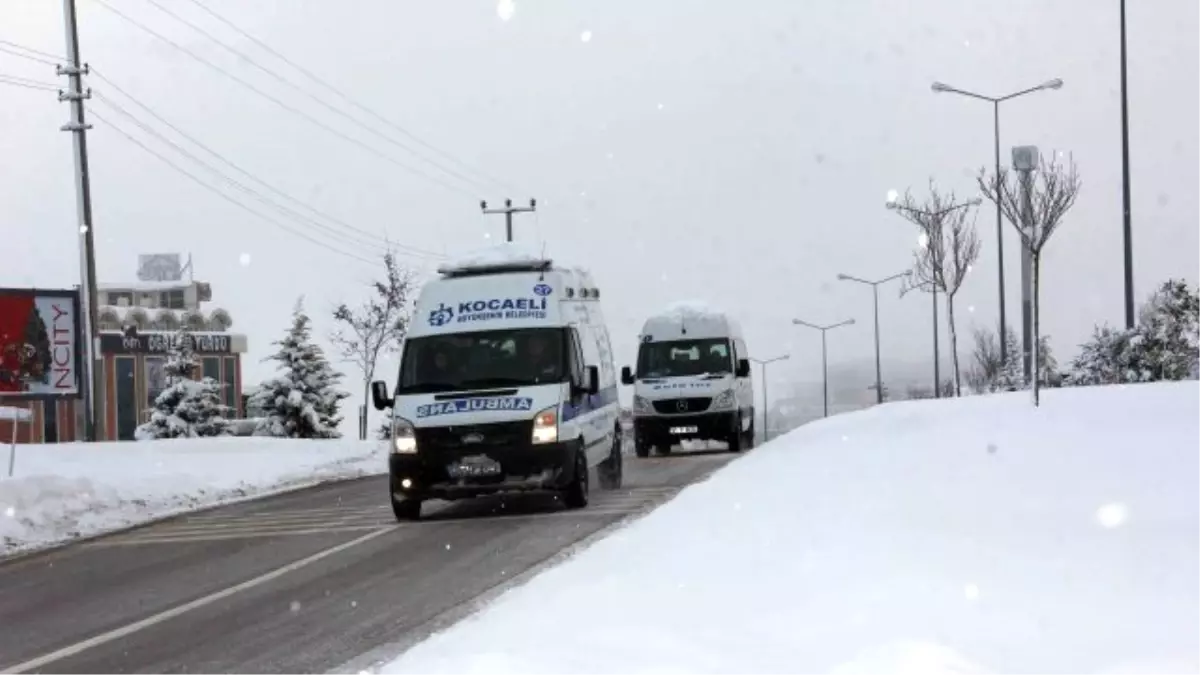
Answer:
[620,366,635,386]
[371,381,393,410]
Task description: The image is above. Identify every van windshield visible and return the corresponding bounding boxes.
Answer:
[637,338,732,378]
[397,327,566,394]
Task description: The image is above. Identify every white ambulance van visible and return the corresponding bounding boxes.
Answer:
[371,246,622,521]
[620,302,754,456]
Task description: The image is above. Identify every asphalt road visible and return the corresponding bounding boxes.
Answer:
[0,448,736,674]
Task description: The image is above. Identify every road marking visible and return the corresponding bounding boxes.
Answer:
[1,526,396,674]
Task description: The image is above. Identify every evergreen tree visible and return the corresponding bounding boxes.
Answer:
[252,299,349,439]
[135,328,231,440]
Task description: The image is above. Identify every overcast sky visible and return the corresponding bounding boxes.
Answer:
[2,0,1197,413]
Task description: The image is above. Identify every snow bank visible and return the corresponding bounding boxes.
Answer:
[1,437,385,554]
[438,242,549,274]
[385,383,1200,674]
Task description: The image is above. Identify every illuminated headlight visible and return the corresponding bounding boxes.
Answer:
[633,395,653,413]
[532,406,558,444]
[391,417,417,454]
[712,389,736,409]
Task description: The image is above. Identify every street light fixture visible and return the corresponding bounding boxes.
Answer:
[837,271,908,404]
[930,77,1063,365]
[885,197,980,397]
[792,318,855,418]
[750,355,789,442]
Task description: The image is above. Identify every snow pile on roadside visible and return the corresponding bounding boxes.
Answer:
[1,437,386,554]
[386,382,1199,674]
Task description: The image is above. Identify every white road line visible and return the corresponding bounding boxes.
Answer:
[90,525,390,547]
[138,515,388,535]
[1,526,396,673]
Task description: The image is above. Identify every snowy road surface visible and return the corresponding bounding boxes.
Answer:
[0,449,734,673]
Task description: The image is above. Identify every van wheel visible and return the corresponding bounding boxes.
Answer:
[634,434,651,458]
[728,415,744,453]
[598,432,623,490]
[655,444,672,456]
[744,419,756,450]
[391,495,422,521]
[563,446,589,508]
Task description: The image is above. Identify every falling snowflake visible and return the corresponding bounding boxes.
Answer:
[1096,502,1129,529]
[238,253,252,267]
[79,225,89,234]
[445,543,452,550]
[496,0,514,21]
[967,305,976,313]
[656,102,665,110]
[350,600,358,608]
[963,583,980,601]
[289,600,301,612]
[580,30,593,43]
[3,506,14,518]
[917,232,930,249]
[886,189,899,204]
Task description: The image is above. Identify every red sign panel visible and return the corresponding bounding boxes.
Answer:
[0,288,82,398]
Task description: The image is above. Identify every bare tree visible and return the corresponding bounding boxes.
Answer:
[330,251,415,438]
[892,182,981,396]
[966,325,1002,394]
[979,154,1081,406]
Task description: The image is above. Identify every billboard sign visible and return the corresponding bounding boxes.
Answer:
[0,288,82,398]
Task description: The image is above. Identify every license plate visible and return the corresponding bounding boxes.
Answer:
[448,456,502,478]
[669,426,699,435]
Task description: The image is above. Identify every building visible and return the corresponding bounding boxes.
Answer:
[0,255,249,443]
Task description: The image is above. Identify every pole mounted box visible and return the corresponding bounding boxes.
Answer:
[1012,145,1040,171]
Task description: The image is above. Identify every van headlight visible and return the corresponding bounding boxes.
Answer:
[391,417,417,454]
[633,395,653,413]
[532,406,558,444]
[712,389,736,409]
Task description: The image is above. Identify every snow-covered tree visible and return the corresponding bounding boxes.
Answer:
[1067,280,1199,386]
[968,324,1060,393]
[252,299,349,439]
[135,328,231,440]
[980,153,1081,406]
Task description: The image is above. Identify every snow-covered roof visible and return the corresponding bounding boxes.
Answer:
[641,300,742,341]
[99,280,196,292]
[0,406,32,422]
[97,306,233,330]
[437,242,552,276]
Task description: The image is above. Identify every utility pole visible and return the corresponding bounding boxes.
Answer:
[481,198,536,242]
[58,0,103,442]
[750,355,789,442]
[1013,145,1039,385]
[1119,0,1135,329]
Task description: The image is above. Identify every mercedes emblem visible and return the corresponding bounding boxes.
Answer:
[676,400,688,412]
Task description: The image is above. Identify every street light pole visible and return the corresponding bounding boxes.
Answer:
[931,78,1063,365]
[837,271,907,404]
[1119,0,1135,329]
[792,318,854,418]
[750,355,789,442]
[885,197,982,398]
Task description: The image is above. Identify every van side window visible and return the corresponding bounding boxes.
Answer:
[567,328,585,385]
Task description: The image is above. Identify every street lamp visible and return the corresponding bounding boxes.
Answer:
[930,77,1063,364]
[837,271,908,404]
[885,197,981,397]
[792,318,854,418]
[750,355,789,442]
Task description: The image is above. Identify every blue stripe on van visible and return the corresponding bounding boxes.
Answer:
[560,384,619,422]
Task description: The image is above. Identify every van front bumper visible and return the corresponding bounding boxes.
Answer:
[634,410,738,443]
[389,427,580,501]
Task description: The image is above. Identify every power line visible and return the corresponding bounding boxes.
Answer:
[137,0,505,196]
[0,43,61,66]
[92,93,394,254]
[89,0,477,198]
[0,39,65,62]
[89,68,445,260]
[179,0,521,195]
[0,72,59,90]
[89,109,381,266]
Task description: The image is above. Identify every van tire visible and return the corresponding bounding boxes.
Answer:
[655,443,672,456]
[391,496,422,521]
[634,434,651,458]
[598,432,623,490]
[563,446,589,508]
[744,419,756,450]
[728,414,744,453]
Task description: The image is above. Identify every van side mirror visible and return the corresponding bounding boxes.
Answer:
[371,381,393,411]
[620,366,635,386]
[736,359,751,378]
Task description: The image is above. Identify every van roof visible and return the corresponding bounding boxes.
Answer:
[437,242,553,278]
[640,300,742,341]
